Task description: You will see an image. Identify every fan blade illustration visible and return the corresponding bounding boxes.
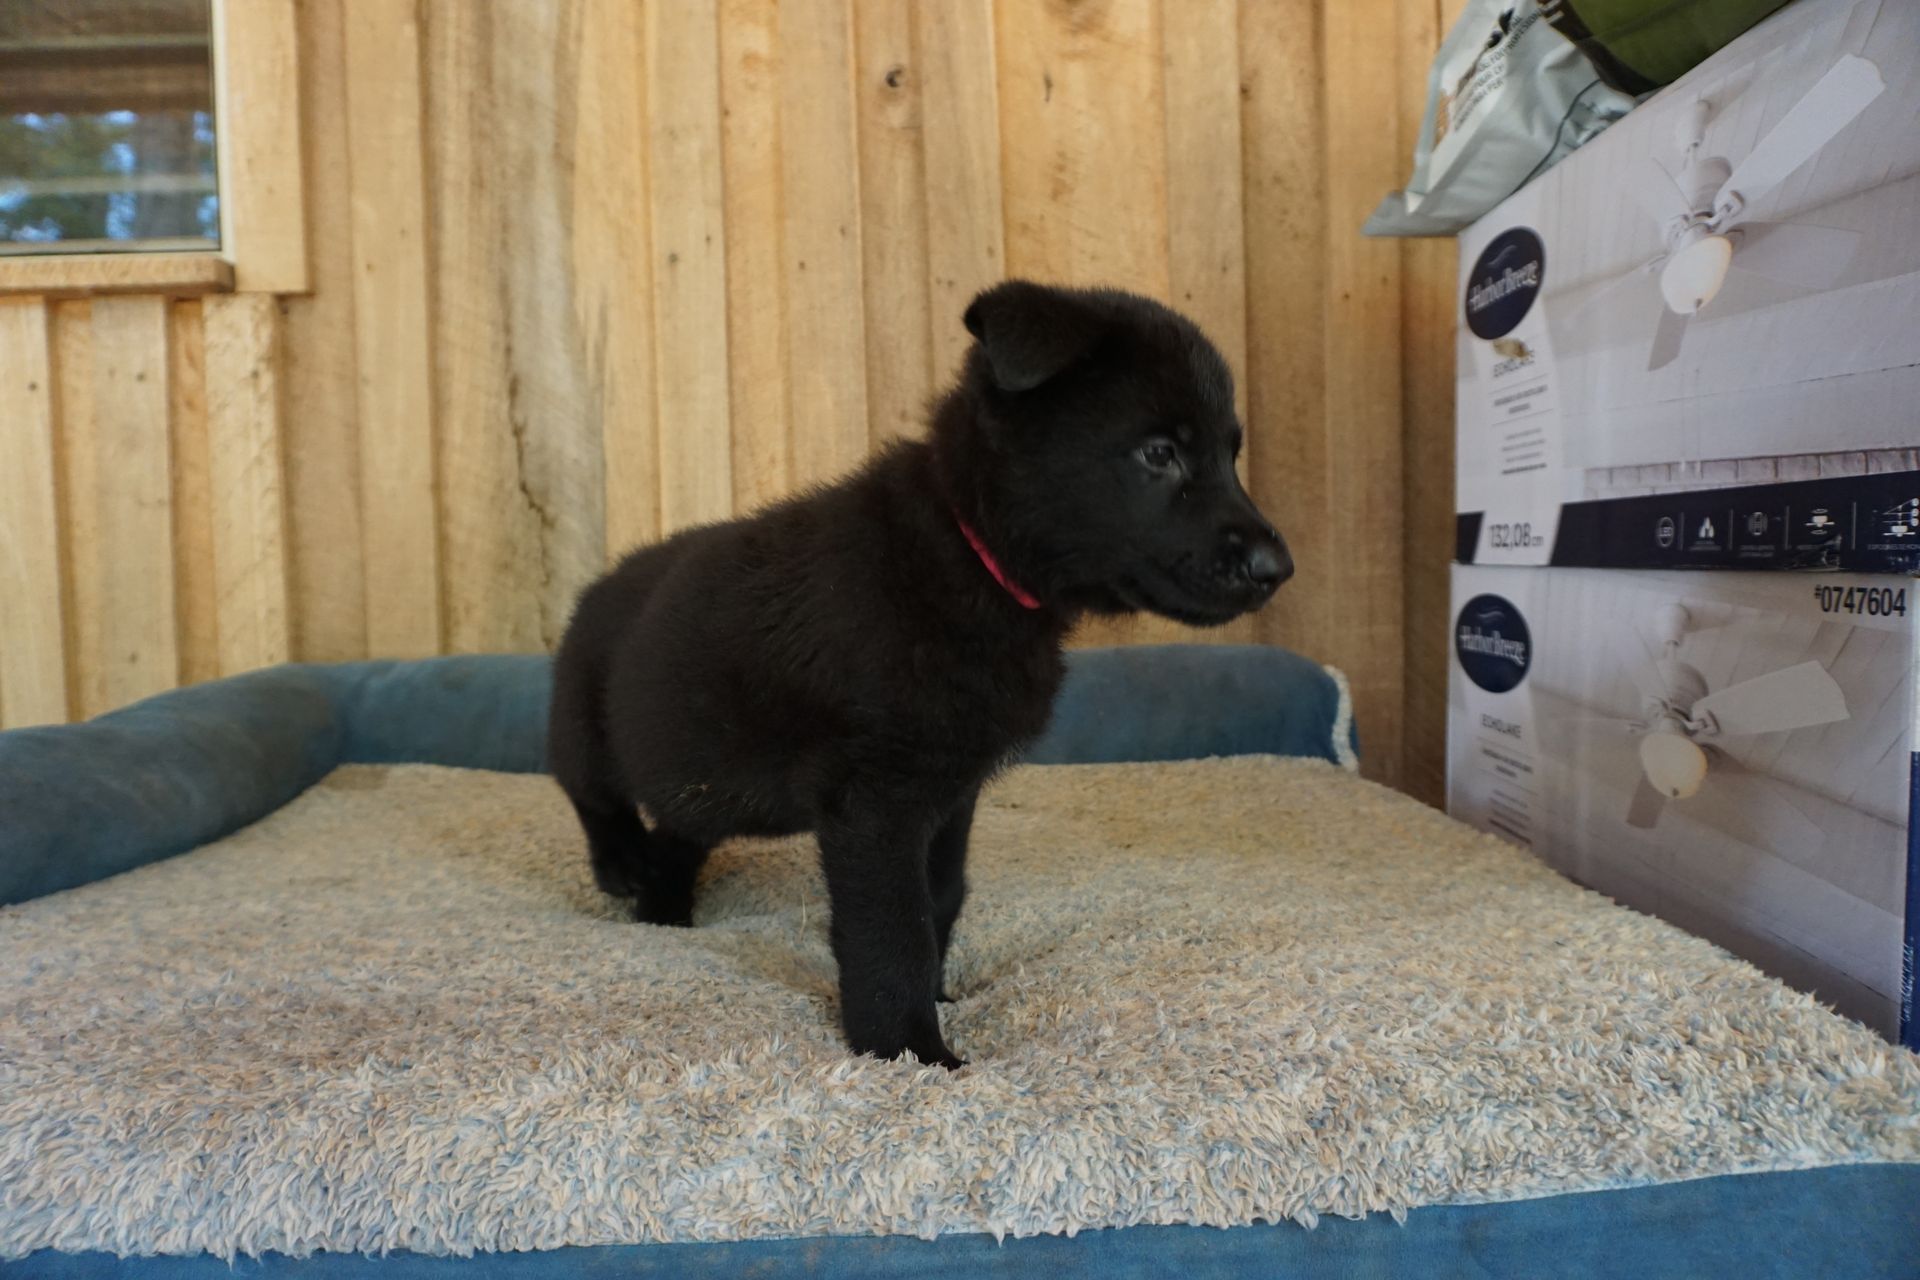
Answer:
[1731,221,1860,290]
[1691,660,1848,737]
[1670,764,1825,856]
[1626,776,1666,829]
[1556,262,1660,337]
[1647,304,1689,371]
[1715,55,1885,219]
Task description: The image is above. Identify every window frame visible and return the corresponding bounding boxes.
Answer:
[0,0,307,298]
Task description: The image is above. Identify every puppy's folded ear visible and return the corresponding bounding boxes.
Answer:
[963,281,1109,392]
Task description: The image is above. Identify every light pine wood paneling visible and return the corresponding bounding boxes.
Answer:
[718,0,792,514]
[1243,0,1331,673]
[0,300,69,728]
[997,0,1171,293]
[426,1,544,654]
[646,0,735,535]
[343,0,441,658]
[915,0,1004,385]
[203,294,293,675]
[167,299,218,687]
[80,297,179,717]
[581,0,664,560]
[778,0,871,489]
[49,301,96,719]
[853,0,934,449]
[429,4,611,653]
[1399,0,1470,806]
[1322,0,1408,788]
[281,0,368,664]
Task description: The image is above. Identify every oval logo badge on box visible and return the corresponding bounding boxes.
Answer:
[1464,228,1545,340]
[1456,594,1532,693]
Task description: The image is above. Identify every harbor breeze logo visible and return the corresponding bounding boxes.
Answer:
[1456,594,1532,694]
[1464,228,1545,340]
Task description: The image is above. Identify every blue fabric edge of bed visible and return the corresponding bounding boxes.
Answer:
[1,646,1912,1280]
[9,1165,1920,1280]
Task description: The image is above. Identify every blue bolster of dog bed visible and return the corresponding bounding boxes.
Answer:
[0,668,345,907]
[0,646,1356,906]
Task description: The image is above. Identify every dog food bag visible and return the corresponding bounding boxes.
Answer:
[1366,0,1636,237]
[1371,0,1805,237]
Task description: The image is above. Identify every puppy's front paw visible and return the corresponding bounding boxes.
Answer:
[907,1042,966,1071]
[854,1027,966,1071]
[901,1025,967,1070]
[630,894,695,927]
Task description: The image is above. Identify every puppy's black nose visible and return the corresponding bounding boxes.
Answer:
[1245,541,1291,589]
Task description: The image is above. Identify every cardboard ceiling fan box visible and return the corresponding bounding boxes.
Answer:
[1444,0,1918,1050]
[1447,565,1916,1050]
[1452,0,1919,572]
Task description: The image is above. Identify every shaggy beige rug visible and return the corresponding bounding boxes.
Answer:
[1,758,1916,1260]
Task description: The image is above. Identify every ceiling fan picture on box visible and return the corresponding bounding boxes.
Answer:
[1566,54,1885,370]
[1451,0,1919,570]
[1556,602,1849,838]
[1446,564,1916,1048]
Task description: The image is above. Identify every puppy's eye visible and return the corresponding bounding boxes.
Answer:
[1138,440,1179,473]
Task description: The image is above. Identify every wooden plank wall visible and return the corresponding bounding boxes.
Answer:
[1398,0,1471,805]
[0,0,1462,799]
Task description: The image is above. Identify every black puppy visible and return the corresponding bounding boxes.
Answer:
[548,281,1290,1069]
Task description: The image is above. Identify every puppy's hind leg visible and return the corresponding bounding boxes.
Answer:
[566,789,646,899]
[564,793,710,926]
[625,824,710,927]
[551,737,710,924]
[548,639,707,924]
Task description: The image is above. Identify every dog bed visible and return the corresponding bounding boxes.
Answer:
[2,649,1916,1277]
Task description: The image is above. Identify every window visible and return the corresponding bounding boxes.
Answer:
[0,0,218,255]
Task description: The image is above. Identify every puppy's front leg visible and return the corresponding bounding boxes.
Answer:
[818,805,962,1069]
[928,789,978,1004]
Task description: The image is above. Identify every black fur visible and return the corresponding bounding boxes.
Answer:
[549,281,1291,1068]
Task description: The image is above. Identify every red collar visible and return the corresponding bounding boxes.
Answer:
[953,514,1042,610]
